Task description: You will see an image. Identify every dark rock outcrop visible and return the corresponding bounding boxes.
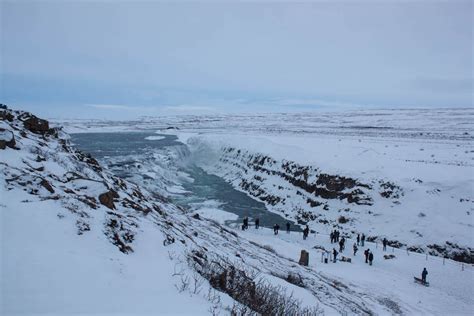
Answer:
[99,190,119,210]
[0,109,14,122]
[0,129,16,149]
[40,179,55,193]
[23,116,50,134]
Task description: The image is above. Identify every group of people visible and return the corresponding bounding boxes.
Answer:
[330,230,348,253]
[243,217,311,239]
[330,229,341,243]
[364,248,374,265]
[273,223,280,235]
[245,219,391,260]
[241,217,431,284]
[241,217,260,230]
[240,216,429,283]
[356,233,366,247]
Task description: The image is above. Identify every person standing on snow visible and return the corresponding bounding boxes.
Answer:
[333,248,338,263]
[353,243,358,256]
[273,224,280,235]
[364,249,369,263]
[303,225,309,240]
[255,218,260,229]
[357,234,360,246]
[422,268,428,283]
[286,222,291,233]
[382,238,388,251]
[244,217,249,230]
[339,239,344,252]
[361,234,366,247]
[368,251,374,266]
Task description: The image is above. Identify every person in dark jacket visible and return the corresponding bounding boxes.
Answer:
[330,231,334,243]
[273,224,280,235]
[335,230,340,242]
[356,234,360,246]
[368,251,374,265]
[353,243,358,256]
[286,222,291,233]
[333,248,338,263]
[364,249,369,263]
[422,268,428,283]
[361,234,365,247]
[339,239,344,252]
[255,218,260,229]
[303,225,309,240]
[243,217,249,230]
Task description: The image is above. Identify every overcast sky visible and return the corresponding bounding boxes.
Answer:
[1,1,472,119]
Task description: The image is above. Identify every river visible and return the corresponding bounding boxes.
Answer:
[71,131,300,231]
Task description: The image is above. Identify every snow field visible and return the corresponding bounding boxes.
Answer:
[211,216,474,315]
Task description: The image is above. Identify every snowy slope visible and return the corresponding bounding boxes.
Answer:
[184,132,473,263]
[0,108,216,314]
[2,106,472,315]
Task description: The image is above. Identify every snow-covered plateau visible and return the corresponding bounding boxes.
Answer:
[1,106,473,315]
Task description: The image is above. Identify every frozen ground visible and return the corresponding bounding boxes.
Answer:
[2,107,472,315]
[198,206,474,315]
[61,108,474,262]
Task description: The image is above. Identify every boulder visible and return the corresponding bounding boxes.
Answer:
[299,250,309,266]
[40,179,55,193]
[99,190,119,210]
[23,116,50,134]
[0,129,16,149]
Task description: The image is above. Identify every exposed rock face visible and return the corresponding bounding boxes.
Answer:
[0,110,14,122]
[40,179,55,193]
[215,147,373,228]
[99,190,119,210]
[426,242,473,264]
[229,149,373,207]
[23,116,50,134]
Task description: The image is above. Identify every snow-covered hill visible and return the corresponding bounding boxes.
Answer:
[0,107,218,314]
[2,106,473,315]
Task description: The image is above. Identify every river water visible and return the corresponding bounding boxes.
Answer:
[71,131,300,230]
